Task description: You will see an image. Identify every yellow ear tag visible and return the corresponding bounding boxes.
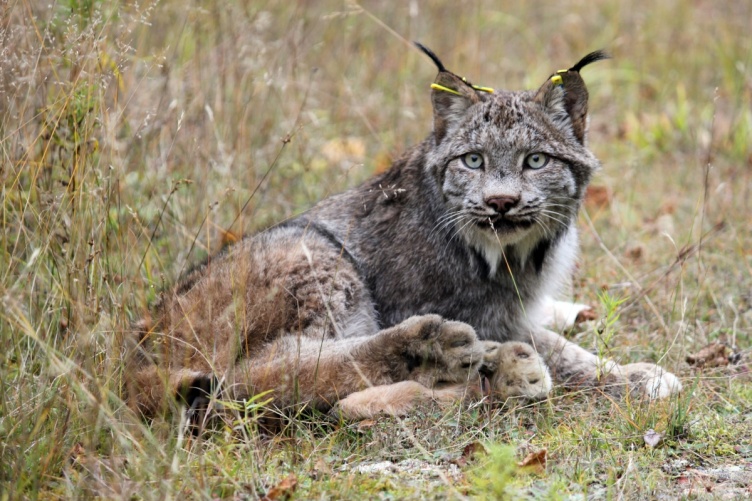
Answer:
[550,75,563,86]
[471,84,495,93]
[430,83,462,96]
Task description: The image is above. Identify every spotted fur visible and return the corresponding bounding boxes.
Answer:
[125,45,680,422]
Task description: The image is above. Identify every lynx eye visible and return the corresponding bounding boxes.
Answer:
[525,153,549,169]
[461,152,484,169]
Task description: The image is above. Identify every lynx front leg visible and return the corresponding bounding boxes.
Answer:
[331,316,488,419]
[530,329,681,399]
[358,314,487,388]
[334,338,559,419]
[229,315,486,414]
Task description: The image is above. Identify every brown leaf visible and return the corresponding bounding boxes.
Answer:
[643,429,663,448]
[321,137,366,164]
[357,419,376,431]
[659,199,677,215]
[585,185,612,210]
[676,475,691,486]
[686,342,733,368]
[220,229,241,246]
[450,441,487,468]
[373,151,393,174]
[461,442,487,462]
[517,448,547,471]
[312,457,333,479]
[574,307,597,324]
[68,443,86,469]
[261,474,297,501]
[625,243,645,262]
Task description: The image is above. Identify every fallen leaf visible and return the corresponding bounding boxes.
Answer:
[312,457,333,479]
[517,449,547,471]
[68,443,86,469]
[449,441,487,467]
[461,442,487,462]
[625,243,645,262]
[261,474,297,501]
[644,429,663,448]
[585,185,612,210]
[220,228,240,246]
[653,213,675,235]
[659,199,677,215]
[373,151,393,174]
[357,419,376,431]
[574,307,597,323]
[686,342,734,368]
[321,137,366,164]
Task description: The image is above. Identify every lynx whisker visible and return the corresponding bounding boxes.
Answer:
[449,216,476,244]
[430,212,471,241]
[538,209,571,228]
[431,209,468,233]
[544,202,577,211]
[533,215,555,240]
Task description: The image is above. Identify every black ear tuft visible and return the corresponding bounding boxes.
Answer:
[415,42,479,142]
[568,50,611,73]
[534,49,610,144]
[414,41,447,72]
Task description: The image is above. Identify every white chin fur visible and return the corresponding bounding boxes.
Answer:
[461,224,539,277]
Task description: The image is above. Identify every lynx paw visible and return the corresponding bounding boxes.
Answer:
[619,363,682,399]
[480,341,552,401]
[392,315,485,388]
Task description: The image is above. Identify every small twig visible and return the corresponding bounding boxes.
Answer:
[697,87,720,273]
[137,179,192,272]
[173,69,317,285]
[582,210,671,337]
[621,221,725,312]
[224,68,317,235]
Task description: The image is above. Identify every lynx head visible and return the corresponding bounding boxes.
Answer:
[416,43,608,273]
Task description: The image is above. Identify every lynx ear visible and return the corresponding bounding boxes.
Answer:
[415,42,481,143]
[430,72,480,142]
[534,50,610,144]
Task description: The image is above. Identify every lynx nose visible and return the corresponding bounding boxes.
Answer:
[486,196,519,214]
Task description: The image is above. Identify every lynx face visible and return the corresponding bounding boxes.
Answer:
[437,96,595,246]
[420,45,604,271]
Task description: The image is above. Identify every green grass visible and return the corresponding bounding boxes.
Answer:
[2,1,751,499]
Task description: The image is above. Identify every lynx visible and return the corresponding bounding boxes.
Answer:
[126,44,681,422]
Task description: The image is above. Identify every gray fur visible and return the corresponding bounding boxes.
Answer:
[307,86,599,340]
[127,47,681,420]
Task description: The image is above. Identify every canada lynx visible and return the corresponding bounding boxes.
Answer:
[127,44,681,422]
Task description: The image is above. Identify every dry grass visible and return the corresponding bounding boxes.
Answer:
[1,0,751,499]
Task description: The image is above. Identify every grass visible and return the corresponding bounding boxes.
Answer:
[2,0,751,499]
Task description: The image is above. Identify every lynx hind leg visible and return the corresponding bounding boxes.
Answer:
[481,341,552,401]
[615,363,682,399]
[126,363,215,420]
[332,381,472,420]
[380,315,487,388]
